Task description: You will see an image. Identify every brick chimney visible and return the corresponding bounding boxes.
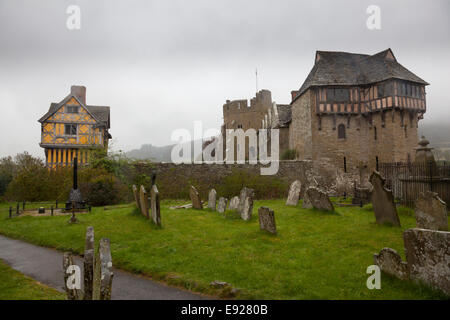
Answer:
[71,85,86,104]
[291,90,299,101]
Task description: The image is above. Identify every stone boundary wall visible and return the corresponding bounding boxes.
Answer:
[132,160,355,200]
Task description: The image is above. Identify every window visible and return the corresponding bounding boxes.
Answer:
[374,126,377,140]
[377,83,392,98]
[343,157,347,173]
[66,105,79,113]
[338,124,346,139]
[65,124,77,136]
[326,88,349,102]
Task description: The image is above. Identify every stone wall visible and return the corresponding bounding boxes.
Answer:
[132,160,350,200]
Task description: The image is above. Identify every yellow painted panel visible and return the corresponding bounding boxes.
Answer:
[62,149,66,166]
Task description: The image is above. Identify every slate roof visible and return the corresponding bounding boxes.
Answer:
[38,95,110,128]
[295,49,428,100]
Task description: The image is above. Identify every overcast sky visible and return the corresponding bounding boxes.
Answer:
[0,0,449,158]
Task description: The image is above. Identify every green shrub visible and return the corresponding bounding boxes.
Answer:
[280,149,297,160]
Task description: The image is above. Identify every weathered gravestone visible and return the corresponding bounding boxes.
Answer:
[302,190,312,209]
[217,197,228,213]
[63,253,83,300]
[241,196,253,221]
[189,186,203,210]
[150,185,161,227]
[414,191,448,231]
[304,186,334,211]
[286,180,301,206]
[369,171,401,227]
[229,196,240,210]
[139,185,149,218]
[93,238,113,300]
[208,189,217,211]
[373,247,409,280]
[238,187,254,214]
[63,226,113,300]
[258,207,277,234]
[404,228,450,296]
[84,226,95,300]
[132,185,141,212]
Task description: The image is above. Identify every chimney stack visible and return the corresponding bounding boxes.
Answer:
[71,85,86,105]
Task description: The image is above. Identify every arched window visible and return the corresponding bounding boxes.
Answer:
[338,124,346,139]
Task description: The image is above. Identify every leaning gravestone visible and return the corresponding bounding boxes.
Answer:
[404,228,450,296]
[304,186,334,211]
[369,171,401,227]
[217,197,228,213]
[414,191,448,231]
[241,196,253,221]
[258,207,277,234]
[139,185,149,219]
[150,185,161,227]
[208,189,217,211]
[229,196,240,210]
[63,226,113,300]
[132,185,141,212]
[189,186,203,209]
[238,187,254,214]
[286,180,301,206]
[373,247,409,280]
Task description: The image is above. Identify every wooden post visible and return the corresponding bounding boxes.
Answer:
[9,207,12,218]
[55,200,58,209]
[16,203,19,215]
[63,252,83,300]
[22,201,25,210]
[51,206,54,216]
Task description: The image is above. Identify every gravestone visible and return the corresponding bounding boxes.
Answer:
[414,191,448,231]
[139,185,149,218]
[63,252,83,300]
[258,207,276,234]
[286,180,301,206]
[132,185,141,211]
[84,226,95,300]
[373,247,409,280]
[241,196,253,221]
[150,185,161,227]
[63,227,113,300]
[238,187,254,214]
[369,171,400,226]
[404,228,450,295]
[93,238,114,300]
[304,187,334,211]
[217,197,228,213]
[189,186,203,209]
[302,190,313,209]
[229,196,240,210]
[208,189,217,211]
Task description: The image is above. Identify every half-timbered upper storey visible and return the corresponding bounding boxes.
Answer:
[291,48,429,116]
[38,86,111,167]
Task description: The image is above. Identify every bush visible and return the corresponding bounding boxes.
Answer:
[280,149,297,160]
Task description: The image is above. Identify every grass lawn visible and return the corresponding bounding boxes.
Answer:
[0,259,65,300]
[0,199,447,299]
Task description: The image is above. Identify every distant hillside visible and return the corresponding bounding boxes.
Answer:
[419,122,450,149]
[124,140,204,162]
[125,144,174,162]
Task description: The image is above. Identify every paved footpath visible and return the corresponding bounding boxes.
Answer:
[0,235,207,300]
